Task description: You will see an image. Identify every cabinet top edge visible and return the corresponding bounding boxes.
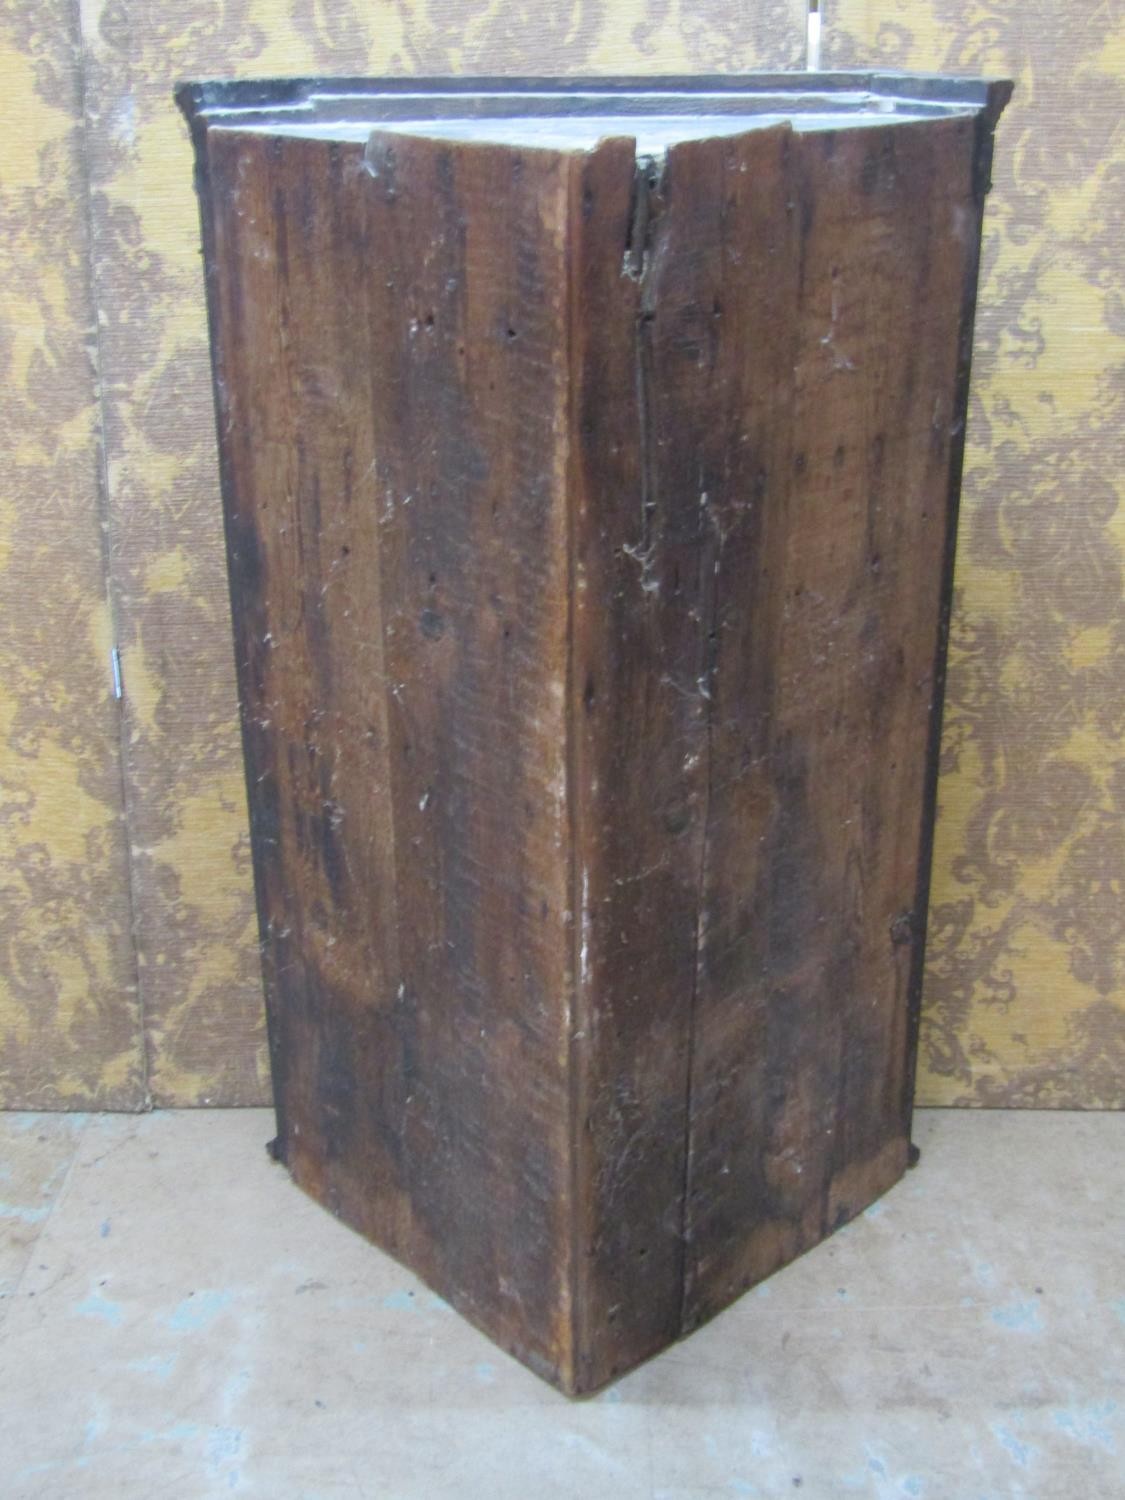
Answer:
[175,73,1014,141]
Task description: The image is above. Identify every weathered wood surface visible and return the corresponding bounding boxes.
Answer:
[189,81,1008,1393]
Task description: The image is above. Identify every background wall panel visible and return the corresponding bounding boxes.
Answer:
[0,3,141,1108]
[828,1,1125,1105]
[78,0,806,1106]
[3,1,1120,1111]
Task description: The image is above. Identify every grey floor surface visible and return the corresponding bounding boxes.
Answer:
[0,1107,1121,1500]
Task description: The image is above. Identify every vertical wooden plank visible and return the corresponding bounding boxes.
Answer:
[682,116,988,1325]
[635,122,804,1328]
[567,127,796,1384]
[567,136,717,1387]
[202,128,414,1239]
[0,5,141,1107]
[202,124,581,1385]
[362,130,578,1380]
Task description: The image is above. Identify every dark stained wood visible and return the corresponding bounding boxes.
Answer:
[566,135,719,1388]
[361,131,579,1379]
[185,77,1009,1395]
[678,116,993,1329]
[204,126,580,1384]
[202,129,409,1248]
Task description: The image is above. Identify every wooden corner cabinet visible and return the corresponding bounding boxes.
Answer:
[179,73,1010,1394]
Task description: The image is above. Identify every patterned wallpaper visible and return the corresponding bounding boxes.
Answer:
[827,1,1125,1106]
[75,0,804,1110]
[0,3,141,1107]
[0,1,1120,1107]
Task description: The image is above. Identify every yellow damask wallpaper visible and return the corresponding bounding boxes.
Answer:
[827,1,1125,1106]
[0,2,141,1107]
[1,1,1121,1108]
[73,0,805,1106]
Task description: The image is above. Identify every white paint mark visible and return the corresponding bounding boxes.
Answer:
[806,2,822,71]
[579,864,592,989]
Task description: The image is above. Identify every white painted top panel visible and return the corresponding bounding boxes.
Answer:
[209,94,973,157]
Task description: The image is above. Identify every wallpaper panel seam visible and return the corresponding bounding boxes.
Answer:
[71,0,150,1111]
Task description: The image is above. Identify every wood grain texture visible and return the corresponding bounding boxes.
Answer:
[566,110,1004,1381]
[679,116,989,1326]
[189,87,1005,1390]
[567,136,717,1385]
[202,125,580,1380]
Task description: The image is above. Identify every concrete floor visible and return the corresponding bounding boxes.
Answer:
[0,1110,1121,1500]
